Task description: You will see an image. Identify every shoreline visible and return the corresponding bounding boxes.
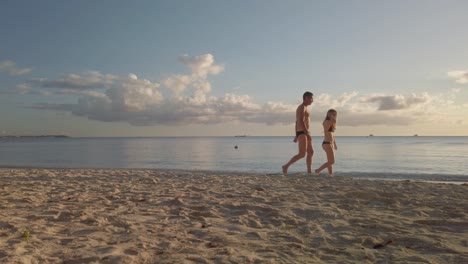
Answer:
[1,168,467,263]
[1,166,467,184]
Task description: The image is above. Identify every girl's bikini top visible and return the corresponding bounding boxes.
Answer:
[328,125,336,133]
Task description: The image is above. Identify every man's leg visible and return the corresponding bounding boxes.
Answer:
[306,135,314,173]
[282,134,307,174]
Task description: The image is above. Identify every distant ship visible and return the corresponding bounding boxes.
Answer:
[414,134,418,136]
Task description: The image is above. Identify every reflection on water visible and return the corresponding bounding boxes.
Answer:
[0,137,467,181]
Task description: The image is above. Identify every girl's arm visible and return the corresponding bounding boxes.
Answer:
[322,120,328,132]
[293,122,298,142]
[333,123,338,150]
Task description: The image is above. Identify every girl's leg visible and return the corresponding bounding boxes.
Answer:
[315,144,335,175]
[325,147,335,176]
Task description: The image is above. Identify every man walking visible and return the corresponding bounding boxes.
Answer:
[282,91,314,175]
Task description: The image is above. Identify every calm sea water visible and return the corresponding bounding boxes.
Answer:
[0,136,467,182]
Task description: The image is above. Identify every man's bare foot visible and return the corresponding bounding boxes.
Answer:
[282,165,288,175]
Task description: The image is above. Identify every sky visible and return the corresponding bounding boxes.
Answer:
[1,0,467,137]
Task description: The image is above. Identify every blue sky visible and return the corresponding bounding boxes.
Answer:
[1,0,467,136]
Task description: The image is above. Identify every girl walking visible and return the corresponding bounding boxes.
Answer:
[315,109,338,176]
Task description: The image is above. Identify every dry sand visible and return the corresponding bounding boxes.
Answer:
[0,168,467,263]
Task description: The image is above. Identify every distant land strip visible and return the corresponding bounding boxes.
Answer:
[0,135,69,138]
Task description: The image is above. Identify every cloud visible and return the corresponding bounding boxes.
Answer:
[162,74,191,96]
[179,54,224,78]
[339,112,414,126]
[16,83,32,90]
[27,71,116,90]
[19,54,465,128]
[315,92,359,109]
[312,91,459,127]
[0,60,32,76]
[26,54,294,126]
[448,70,468,84]
[360,94,430,111]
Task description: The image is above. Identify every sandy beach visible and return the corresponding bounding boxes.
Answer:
[0,168,467,263]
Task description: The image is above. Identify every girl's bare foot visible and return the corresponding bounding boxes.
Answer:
[314,169,320,175]
[282,165,288,175]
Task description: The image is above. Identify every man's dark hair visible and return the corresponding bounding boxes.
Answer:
[303,91,313,100]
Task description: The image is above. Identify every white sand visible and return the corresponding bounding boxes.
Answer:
[1,168,467,263]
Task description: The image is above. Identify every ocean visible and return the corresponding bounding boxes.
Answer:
[0,136,467,182]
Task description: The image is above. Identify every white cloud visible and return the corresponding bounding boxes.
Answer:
[105,74,163,112]
[162,74,192,96]
[448,70,468,84]
[348,90,461,127]
[315,91,359,109]
[0,60,32,76]
[128,73,138,80]
[179,54,224,78]
[27,54,293,126]
[20,54,466,128]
